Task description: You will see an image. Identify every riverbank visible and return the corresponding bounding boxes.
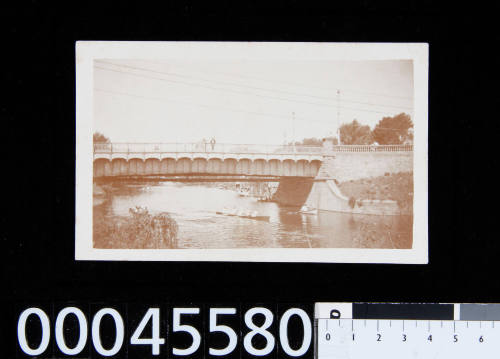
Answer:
[337,172,413,214]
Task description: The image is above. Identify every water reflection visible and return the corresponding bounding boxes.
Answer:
[94,181,412,249]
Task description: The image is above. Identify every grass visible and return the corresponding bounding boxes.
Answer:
[338,172,413,214]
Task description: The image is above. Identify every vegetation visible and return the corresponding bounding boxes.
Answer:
[93,132,110,143]
[338,172,413,214]
[372,113,413,145]
[290,136,338,146]
[93,206,178,249]
[339,120,373,145]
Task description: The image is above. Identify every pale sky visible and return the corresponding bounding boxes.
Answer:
[93,59,413,144]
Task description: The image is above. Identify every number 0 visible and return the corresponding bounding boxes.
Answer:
[92,308,124,356]
[279,308,312,357]
[17,308,50,356]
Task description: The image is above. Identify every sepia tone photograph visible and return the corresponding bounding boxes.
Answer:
[76,42,428,263]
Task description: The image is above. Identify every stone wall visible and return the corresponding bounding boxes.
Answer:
[321,152,413,182]
[272,177,401,215]
[305,180,401,215]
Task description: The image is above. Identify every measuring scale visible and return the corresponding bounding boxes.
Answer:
[315,302,500,358]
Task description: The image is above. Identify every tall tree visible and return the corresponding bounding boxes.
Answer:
[93,132,110,143]
[372,113,413,145]
[339,120,373,145]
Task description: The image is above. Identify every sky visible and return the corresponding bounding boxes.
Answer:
[93,58,413,145]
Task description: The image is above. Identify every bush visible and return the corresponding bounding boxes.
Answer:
[94,206,178,249]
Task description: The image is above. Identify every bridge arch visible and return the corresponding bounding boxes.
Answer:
[144,158,161,175]
[282,159,296,176]
[207,158,223,174]
[128,158,145,175]
[309,160,322,177]
[111,158,128,176]
[94,158,111,177]
[223,158,237,174]
[268,159,282,176]
[252,159,268,175]
[162,158,177,174]
[176,157,192,174]
[237,158,252,175]
[192,157,207,173]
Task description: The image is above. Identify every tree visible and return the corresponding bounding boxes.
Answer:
[372,113,413,145]
[93,132,110,143]
[339,120,373,145]
[290,136,338,146]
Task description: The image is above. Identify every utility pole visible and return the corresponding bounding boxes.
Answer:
[336,89,341,145]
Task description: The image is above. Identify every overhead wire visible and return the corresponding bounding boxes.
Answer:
[95,60,413,110]
[130,59,414,101]
[94,65,409,116]
[95,87,410,132]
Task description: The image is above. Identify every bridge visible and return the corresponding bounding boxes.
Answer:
[93,142,413,179]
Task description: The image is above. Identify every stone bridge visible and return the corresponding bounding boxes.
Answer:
[93,141,414,215]
[93,142,325,178]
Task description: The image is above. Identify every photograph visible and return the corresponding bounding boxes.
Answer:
[76,42,428,262]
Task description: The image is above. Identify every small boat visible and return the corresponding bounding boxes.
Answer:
[299,205,318,215]
[216,209,270,221]
[239,215,270,221]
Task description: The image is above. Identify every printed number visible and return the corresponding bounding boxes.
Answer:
[130,308,165,355]
[428,335,432,342]
[454,334,458,342]
[17,308,51,356]
[55,307,88,355]
[479,336,484,343]
[376,334,382,341]
[402,334,407,342]
[91,308,125,356]
[243,307,275,356]
[279,308,312,357]
[209,308,238,356]
[325,333,331,341]
[172,308,201,356]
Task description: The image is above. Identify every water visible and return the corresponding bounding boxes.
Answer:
[94,182,413,249]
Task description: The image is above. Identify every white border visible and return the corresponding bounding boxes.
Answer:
[75,41,428,263]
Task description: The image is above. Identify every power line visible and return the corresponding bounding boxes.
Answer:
[95,65,406,116]
[95,87,411,133]
[95,88,296,121]
[95,60,413,110]
[132,59,414,101]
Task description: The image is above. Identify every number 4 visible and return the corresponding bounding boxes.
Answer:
[130,308,165,355]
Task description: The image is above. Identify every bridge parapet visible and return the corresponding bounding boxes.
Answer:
[94,142,413,155]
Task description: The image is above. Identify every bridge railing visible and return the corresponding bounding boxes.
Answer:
[94,142,324,154]
[332,144,413,152]
[94,143,413,154]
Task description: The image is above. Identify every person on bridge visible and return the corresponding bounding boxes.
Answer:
[210,137,216,151]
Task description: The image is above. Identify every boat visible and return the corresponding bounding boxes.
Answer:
[299,205,318,215]
[216,209,270,221]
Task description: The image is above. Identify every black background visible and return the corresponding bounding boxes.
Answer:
[1,1,497,358]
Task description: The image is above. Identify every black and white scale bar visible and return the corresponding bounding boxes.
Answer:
[315,302,500,321]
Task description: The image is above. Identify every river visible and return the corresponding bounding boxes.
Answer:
[93,181,413,249]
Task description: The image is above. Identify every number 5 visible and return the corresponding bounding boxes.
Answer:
[172,308,201,356]
[209,308,238,356]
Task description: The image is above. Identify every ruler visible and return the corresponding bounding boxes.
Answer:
[315,302,500,359]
